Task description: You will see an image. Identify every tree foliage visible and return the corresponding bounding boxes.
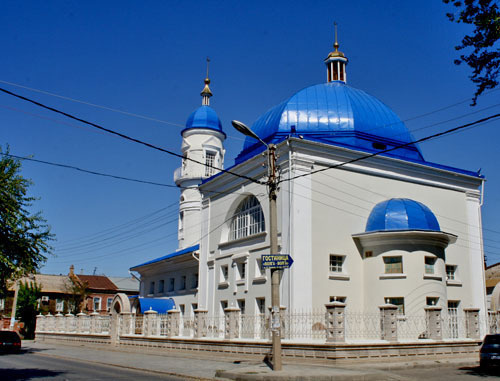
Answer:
[15,280,41,339]
[443,0,500,105]
[0,148,53,298]
[65,276,90,314]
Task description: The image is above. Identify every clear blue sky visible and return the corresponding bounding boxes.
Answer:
[1,0,499,276]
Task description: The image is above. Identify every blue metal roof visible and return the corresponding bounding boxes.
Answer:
[137,297,175,313]
[130,244,199,270]
[235,82,423,164]
[365,198,440,232]
[182,105,225,136]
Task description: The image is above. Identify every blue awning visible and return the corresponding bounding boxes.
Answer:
[130,244,199,270]
[137,297,175,313]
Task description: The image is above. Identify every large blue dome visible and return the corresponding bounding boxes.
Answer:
[235,82,423,164]
[365,198,440,233]
[182,105,224,135]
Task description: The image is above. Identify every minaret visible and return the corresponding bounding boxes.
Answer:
[324,23,348,83]
[174,59,226,249]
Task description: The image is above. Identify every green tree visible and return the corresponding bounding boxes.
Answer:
[65,276,90,314]
[443,0,500,105]
[0,148,53,298]
[15,280,41,339]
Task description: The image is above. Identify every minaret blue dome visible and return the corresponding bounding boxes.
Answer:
[365,198,440,233]
[182,105,224,135]
[235,82,423,164]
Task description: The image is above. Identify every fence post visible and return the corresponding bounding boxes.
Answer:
[324,301,346,343]
[464,308,480,339]
[119,312,132,336]
[90,311,100,334]
[224,306,241,339]
[76,312,87,333]
[45,313,54,332]
[379,304,398,341]
[65,313,75,333]
[144,309,158,337]
[425,306,442,340]
[35,314,45,333]
[168,309,181,337]
[55,312,64,332]
[194,309,208,338]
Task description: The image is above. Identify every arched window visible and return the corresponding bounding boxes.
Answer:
[230,196,265,240]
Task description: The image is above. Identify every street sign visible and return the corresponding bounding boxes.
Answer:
[261,254,294,269]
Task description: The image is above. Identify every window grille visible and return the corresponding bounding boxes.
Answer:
[385,297,405,315]
[329,255,344,272]
[56,299,64,312]
[205,152,216,177]
[446,265,456,280]
[426,297,439,306]
[425,257,436,274]
[107,297,113,311]
[384,256,403,274]
[93,297,101,312]
[230,196,265,240]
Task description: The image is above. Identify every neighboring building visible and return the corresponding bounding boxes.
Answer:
[77,275,119,315]
[486,262,500,310]
[131,34,487,331]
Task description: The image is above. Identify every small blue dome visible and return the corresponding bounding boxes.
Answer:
[235,82,423,164]
[366,198,440,232]
[183,105,224,135]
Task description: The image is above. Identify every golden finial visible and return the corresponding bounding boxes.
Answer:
[326,22,345,59]
[201,57,212,105]
[334,22,339,51]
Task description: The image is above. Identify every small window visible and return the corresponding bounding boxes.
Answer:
[256,298,266,314]
[385,297,405,315]
[0,299,4,311]
[220,265,229,282]
[107,297,113,311]
[192,273,198,289]
[56,299,64,312]
[180,275,186,290]
[384,256,403,274]
[365,251,373,258]
[425,257,436,274]
[372,142,387,150]
[179,211,184,231]
[168,278,175,292]
[149,281,155,295]
[237,262,246,280]
[191,303,198,314]
[329,296,346,303]
[179,304,185,316]
[158,280,165,293]
[329,255,344,273]
[427,297,439,306]
[237,299,246,314]
[446,265,457,280]
[255,258,264,277]
[220,300,228,314]
[93,297,101,312]
[205,151,216,177]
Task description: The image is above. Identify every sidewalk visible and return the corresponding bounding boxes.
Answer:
[27,340,477,380]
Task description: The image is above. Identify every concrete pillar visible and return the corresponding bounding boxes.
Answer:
[167,309,181,337]
[325,302,346,343]
[144,309,158,337]
[55,312,64,332]
[194,309,208,338]
[46,313,55,332]
[119,312,132,336]
[224,306,240,339]
[464,308,481,339]
[379,304,398,342]
[65,313,75,333]
[35,314,45,333]
[425,306,442,340]
[90,312,100,334]
[76,312,87,333]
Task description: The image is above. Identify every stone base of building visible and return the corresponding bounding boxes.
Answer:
[35,332,480,363]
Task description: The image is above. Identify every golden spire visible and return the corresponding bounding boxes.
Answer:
[327,22,345,59]
[201,57,212,105]
[324,23,348,83]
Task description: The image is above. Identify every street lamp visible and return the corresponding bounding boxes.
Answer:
[231,120,282,371]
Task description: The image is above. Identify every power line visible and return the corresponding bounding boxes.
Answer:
[281,113,500,183]
[0,86,264,185]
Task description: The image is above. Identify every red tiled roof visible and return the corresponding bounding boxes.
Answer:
[76,275,118,291]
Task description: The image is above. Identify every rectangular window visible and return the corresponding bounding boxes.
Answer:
[149,281,155,294]
[256,298,266,314]
[425,257,436,274]
[179,304,185,316]
[427,297,439,306]
[191,303,198,315]
[205,152,216,177]
[385,297,405,315]
[220,265,229,282]
[446,265,457,280]
[255,258,264,277]
[158,279,165,293]
[107,297,113,311]
[384,256,403,274]
[0,299,4,311]
[168,278,175,292]
[56,298,64,312]
[329,255,344,273]
[180,275,186,290]
[237,299,246,314]
[93,297,101,312]
[192,273,198,289]
[329,296,346,303]
[220,300,228,315]
[237,262,246,280]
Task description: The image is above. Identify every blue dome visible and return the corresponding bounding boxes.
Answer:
[365,198,440,232]
[183,105,224,135]
[235,82,423,164]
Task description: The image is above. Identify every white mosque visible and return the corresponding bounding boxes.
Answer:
[130,34,487,329]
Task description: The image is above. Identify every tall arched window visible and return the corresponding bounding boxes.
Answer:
[230,196,265,240]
